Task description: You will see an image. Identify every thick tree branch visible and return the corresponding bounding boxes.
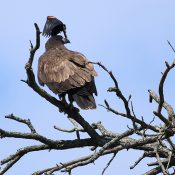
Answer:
[0,128,97,148]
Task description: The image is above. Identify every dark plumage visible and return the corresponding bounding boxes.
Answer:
[42,16,67,38]
[38,35,97,109]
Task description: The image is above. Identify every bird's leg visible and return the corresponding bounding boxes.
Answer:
[59,93,66,103]
[68,94,80,112]
[58,94,67,113]
[68,94,74,108]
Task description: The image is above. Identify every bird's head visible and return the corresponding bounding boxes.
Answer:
[57,35,70,44]
[42,16,67,38]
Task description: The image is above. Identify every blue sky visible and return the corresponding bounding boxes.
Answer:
[1,1,175,174]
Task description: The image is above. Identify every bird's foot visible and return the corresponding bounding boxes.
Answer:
[58,106,65,113]
[68,102,80,113]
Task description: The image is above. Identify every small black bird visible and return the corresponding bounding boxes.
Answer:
[42,16,67,39]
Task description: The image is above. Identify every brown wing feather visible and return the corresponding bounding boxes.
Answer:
[38,46,97,95]
[38,49,75,84]
[67,50,97,76]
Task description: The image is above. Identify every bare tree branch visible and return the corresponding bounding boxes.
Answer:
[5,114,36,133]
[101,153,116,175]
[167,40,175,53]
[155,144,169,175]
[130,152,147,169]
[157,61,175,123]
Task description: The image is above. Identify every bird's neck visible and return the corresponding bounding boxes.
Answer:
[45,36,65,51]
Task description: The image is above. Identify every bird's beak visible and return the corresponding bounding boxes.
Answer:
[63,38,70,44]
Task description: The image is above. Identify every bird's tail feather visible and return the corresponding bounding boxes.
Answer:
[72,94,96,109]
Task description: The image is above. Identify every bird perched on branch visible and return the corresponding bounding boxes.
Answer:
[38,17,97,109]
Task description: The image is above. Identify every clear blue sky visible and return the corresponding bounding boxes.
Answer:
[1,1,175,174]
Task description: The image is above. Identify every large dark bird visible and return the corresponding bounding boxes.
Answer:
[38,35,97,109]
[42,16,67,39]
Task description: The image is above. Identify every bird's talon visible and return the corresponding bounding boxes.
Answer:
[59,107,64,113]
[74,107,80,113]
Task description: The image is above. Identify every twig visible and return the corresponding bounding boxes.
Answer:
[166,151,172,171]
[0,156,21,175]
[5,114,36,133]
[147,161,164,167]
[155,145,169,175]
[157,61,175,117]
[144,166,164,175]
[100,100,158,132]
[93,121,136,138]
[130,152,147,169]
[1,145,49,165]
[68,118,81,139]
[141,116,156,138]
[90,61,131,116]
[130,101,139,130]
[54,118,83,134]
[32,155,93,175]
[101,153,116,175]
[28,23,41,67]
[153,111,170,126]
[167,138,175,151]
[167,40,175,53]
[54,125,78,133]
[146,158,175,175]
[148,90,174,123]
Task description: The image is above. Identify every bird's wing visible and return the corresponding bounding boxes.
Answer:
[68,50,97,77]
[38,49,97,94]
[38,49,75,85]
